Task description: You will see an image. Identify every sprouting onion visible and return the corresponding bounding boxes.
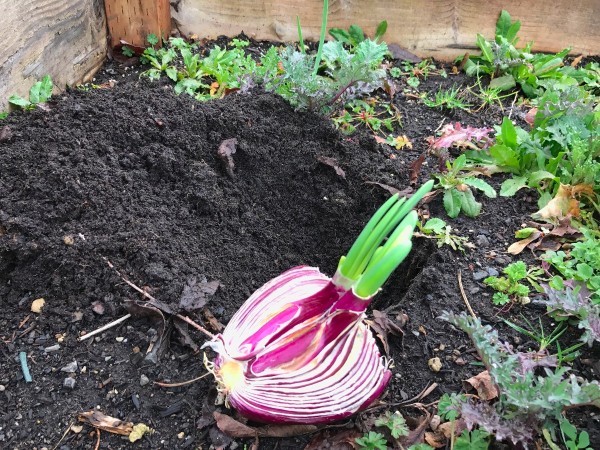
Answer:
[203,180,433,423]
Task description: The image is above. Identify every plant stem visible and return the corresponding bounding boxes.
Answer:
[312,0,329,77]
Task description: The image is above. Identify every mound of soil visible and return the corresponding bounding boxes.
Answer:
[0,59,598,449]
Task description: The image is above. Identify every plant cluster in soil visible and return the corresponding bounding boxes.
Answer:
[0,38,598,449]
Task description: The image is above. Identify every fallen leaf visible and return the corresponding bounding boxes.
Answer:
[507,230,542,255]
[367,310,406,354]
[304,429,362,450]
[463,370,499,401]
[424,430,447,448]
[258,423,318,437]
[317,156,345,179]
[78,411,134,435]
[214,412,257,438]
[365,181,412,197]
[524,107,538,126]
[383,79,396,99]
[409,153,427,185]
[31,298,45,313]
[179,276,220,312]
[203,307,225,332]
[532,184,594,221]
[428,123,493,150]
[387,44,421,63]
[173,317,200,352]
[217,138,237,178]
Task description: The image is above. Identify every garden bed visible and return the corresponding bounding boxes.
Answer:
[0,32,599,449]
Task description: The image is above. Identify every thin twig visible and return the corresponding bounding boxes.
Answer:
[51,420,75,450]
[154,372,210,388]
[458,270,477,319]
[78,314,131,342]
[104,258,215,339]
[94,428,101,450]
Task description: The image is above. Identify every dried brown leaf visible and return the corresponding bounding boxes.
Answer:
[213,412,257,438]
[532,183,594,221]
[463,370,499,401]
[304,429,362,450]
[367,310,405,354]
[179,276,220,312]
[409,153,427,185]
[424,430,447,448]
[203,307,225,332]
[317,156,346,179]
[78,411,133,435]
[387,44,421,63]
[507,230,542,255]
[217,138,237,178]
[258,423,318,437]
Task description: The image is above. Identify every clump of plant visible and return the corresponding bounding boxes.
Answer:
[390,59,447,89]
[416,218,473,252]
[332,100,401,135]
[434,154,497,218]
[421,85,471,110]
[483,260,543,306]
[9,75,53,111]
[442,311,600,448]
[329,20,388,48]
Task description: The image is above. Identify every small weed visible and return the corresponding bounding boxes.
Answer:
[355,431,387,450]
[332,100,401,135]
[483,260,542,306]
[329,21,387,48]
[121,46,135,57]
[434,154,496,218]
[454,429,491,450]
[9,75,53,111]
[374,410,409,439]
[468,76,515,111]
[395,59,447,88]
[422,85,471,110]
[416,218,473,252]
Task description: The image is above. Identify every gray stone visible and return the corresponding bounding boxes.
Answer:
[60,361,78,373]
[473,270,488,281]
[140,374,150,387]
[63,378,76,389]
[487,267,500,277]
[475,234,490,247]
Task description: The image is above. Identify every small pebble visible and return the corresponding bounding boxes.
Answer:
[140,374,150,386]
[473,270,488,281]
[177,432,185,439]
[475,234,490,247]
[428,357,442,372]
[0,385,5,391]
[115,336,125,343]
[63,378,76,389]
[487,267,499,277]
[60,361,78,373]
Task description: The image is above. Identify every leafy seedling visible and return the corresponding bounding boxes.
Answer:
[332,100,401,135]
[416,218,473,252]
[373,411,409,439]
[329,21,388,48]
[468,75,516,111]
[454,429,491,450]
[9,75,53,111]
[395,59,447,88]
[438,392,468,421]
[355,431,388,450]
[121,46,135,57]
[484,260,542,306]
[434,154,497,218]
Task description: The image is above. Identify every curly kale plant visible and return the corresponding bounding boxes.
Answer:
[442,312,600,447]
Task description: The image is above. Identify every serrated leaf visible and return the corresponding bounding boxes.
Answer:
[462,177,496,198]
[444,189,462,218]
[500,176,528,197]
[459,189,482,217]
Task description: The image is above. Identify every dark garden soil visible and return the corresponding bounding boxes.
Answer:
[0,43,599,449]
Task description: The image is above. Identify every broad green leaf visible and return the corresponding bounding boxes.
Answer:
[462,177,497,198]
[495,10,513,40]
[500,176,528,197]
[8,95,31,108]
[452,154,467,171]
[489,144,520,170]
[576,263,594,280]
[374,20,388,41]
[527,170,556,185]
[38,75,53,103]
[29,82,42,104]
[500,117,517,149]
[506,20,521,44]
[515,227,537,238]
[489,74,516,91]
[459,189,482,217]
[348,24,365,45]
[165,66,178,82]
[476,34,494,63]
[423,218,446,234]
[444,189,462,218]
[328,28,350,44]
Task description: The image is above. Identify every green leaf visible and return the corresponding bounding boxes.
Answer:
[500,117,517,148]
[462,177,497,198]
[8,95,31,108]
[495,10,512,39]
[348,24,365,45]
[476,34,494,63]
[329,28,350,44]
[444,189,462,218]
[165,66,178,82]
[493,292,511,305]
[423,218,446,234]
[374,21,388,41]
[459,189,482,217]
[489,74,517,91]
[527,170,556,186]
[504,261,527,281]
[147,33,159,46]
[455,429,490,450]
[515,227,537,239]
[453,154,467,171]
[489,144,520,170]
[500,176,528,197]
[576,263,594,280]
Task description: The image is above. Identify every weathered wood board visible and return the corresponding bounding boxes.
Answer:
[104,0,171,49]
[171,0,600,59]
[0,0,107,111]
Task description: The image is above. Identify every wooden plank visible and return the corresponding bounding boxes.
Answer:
[172,0,600,59]
[0,0,107,111]
[104,0,171,48]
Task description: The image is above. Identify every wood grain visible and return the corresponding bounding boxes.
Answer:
[104,0,171,48]
[0,0,107,111]
[172,0,600,59]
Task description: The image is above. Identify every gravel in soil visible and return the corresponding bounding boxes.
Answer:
[0,49,598,449]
